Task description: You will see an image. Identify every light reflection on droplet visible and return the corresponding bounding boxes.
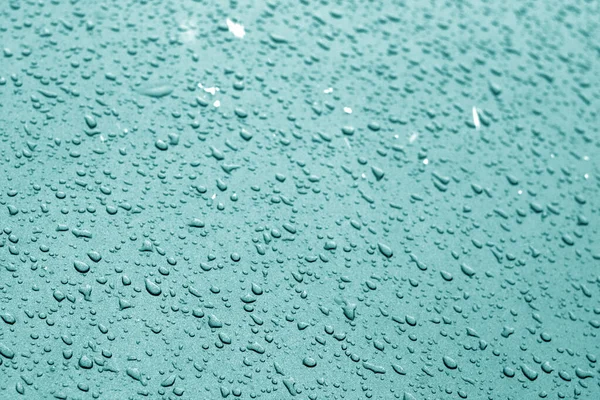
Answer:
[226,19,245,38]
[472,107,480,130]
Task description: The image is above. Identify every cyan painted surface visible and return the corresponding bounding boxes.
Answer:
[0,0,599,399]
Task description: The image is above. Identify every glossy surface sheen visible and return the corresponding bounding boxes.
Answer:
[0,0,599,399]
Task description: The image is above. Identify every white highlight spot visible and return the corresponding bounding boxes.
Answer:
[423,159,429,165]
[472,107,480,130]
[344,137,351,149]
[226,19,245,38]
[584,174,589,179]
[323,87,333,94]
[197,83,220,95]
[213,100,221,107]
[409,132,418,143]
[343,107,352,114]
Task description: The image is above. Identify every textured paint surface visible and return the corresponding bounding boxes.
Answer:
[1,0,599,399]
